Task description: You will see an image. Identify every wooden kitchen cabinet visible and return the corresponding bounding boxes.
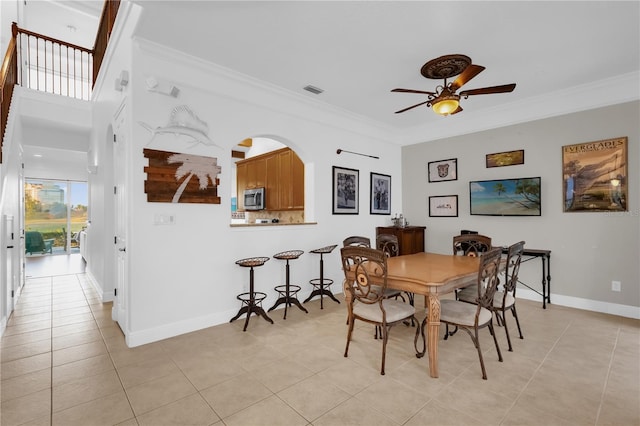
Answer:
[277,149,305,210]
[236,147,304,211]
[376,226,426,255]
[265,153,280,210]
[236,162,247,211]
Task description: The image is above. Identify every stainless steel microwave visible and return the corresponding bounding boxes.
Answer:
[244,187,265,210]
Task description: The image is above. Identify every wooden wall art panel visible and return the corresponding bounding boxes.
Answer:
[143,148,221,204]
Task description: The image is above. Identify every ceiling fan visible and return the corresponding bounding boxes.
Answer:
[392,54,516,116]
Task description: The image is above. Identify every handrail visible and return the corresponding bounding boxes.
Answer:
[0,27,18,164]
[16,25,93,54]
[93,0,121,87]
[0,0,120,164]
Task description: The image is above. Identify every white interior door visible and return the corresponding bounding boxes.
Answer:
[112,103,129,335]
[3,215,16,316]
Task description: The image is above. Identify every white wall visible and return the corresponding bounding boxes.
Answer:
[23,149,88,181]
[0,99,25,334]
[96,38,403,346]
[402,101,639,317]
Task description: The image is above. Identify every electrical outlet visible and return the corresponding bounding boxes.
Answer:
[611,281,621,292]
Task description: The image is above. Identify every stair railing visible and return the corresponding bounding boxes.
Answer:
[0,25,18,164]
[0,0,120,164]
[15,22,94,101]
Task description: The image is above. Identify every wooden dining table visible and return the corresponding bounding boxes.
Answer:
[385,252,481,378]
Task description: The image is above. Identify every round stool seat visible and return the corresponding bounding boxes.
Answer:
[273,250,304,261]
[310,245,337,255]
[236,257,270,268]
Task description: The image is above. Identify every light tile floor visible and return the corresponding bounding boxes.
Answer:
[2,271,639,426]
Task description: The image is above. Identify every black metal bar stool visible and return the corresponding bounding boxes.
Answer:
[230,256,274,331]
[304,244,340,309]
[268,250,308,319]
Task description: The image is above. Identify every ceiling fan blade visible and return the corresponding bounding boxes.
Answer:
[394,100,431,114]
[450,105,463,115]
[391,88,437,96]
[449,64,485,92]
[459,83,516,97]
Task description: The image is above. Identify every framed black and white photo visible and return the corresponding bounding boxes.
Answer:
[370,172,391,215]
[332,166,359,214]
[429,195,458,217]
[428,158,458,182]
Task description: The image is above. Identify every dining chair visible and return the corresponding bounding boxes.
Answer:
[438,247,503,379]
[376,234,413,309]
[374,234,404,302]
[342,236,372,323]
[341,245,423,375]
[450,233,494,316]
[452,234,492,257]
[343,235,371,248]
[457,241,525,351]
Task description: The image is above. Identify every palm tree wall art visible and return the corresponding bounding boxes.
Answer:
[143,148,221,204]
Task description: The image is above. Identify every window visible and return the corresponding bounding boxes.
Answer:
[24,179,88,255]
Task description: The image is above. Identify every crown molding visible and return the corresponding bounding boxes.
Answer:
[399,71,640,145]
[133,37,399,143]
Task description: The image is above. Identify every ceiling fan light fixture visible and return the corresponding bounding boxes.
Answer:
[432,95,459,116]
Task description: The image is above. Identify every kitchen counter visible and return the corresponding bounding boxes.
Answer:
[230,222,317,228]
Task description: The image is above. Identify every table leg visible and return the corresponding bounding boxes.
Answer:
[546,254,551,306]
[426,293,441,378]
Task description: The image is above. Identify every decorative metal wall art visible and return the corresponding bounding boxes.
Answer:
[138,105,221,149]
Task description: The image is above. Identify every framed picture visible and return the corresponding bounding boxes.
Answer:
[470,177,541,216]
[428,158,457,182]
[562,137,628,212]
[486,149,524,168]
[429,195,458,217]
[332,166,359,214]
[370,173,391,215]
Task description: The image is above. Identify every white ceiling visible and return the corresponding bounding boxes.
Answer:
[18,1,640,144]
[131,1,640,135]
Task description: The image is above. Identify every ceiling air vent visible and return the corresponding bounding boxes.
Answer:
[303,85,324,95]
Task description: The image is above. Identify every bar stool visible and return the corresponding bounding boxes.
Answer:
[304,244,340,309]
[230,256,274,331]
[268,250,308,319]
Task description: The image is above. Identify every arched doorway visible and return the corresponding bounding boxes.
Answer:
[231,136,309,224]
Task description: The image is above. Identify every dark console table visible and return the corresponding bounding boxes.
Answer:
[376,226,426,256]
[501,247,551,309]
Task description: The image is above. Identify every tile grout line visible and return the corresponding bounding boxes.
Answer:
[498,320,573,424]
[49,276,54,425]
[76,273,138,424]
[594,326,621,426]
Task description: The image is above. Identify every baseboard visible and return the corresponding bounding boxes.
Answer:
[0,315,6,338]
[517,289,640,319]
[118,289,639,348]
[84,268,114,302]
[125,309,237,348]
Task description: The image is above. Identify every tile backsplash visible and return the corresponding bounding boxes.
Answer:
[246,210,304,224]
